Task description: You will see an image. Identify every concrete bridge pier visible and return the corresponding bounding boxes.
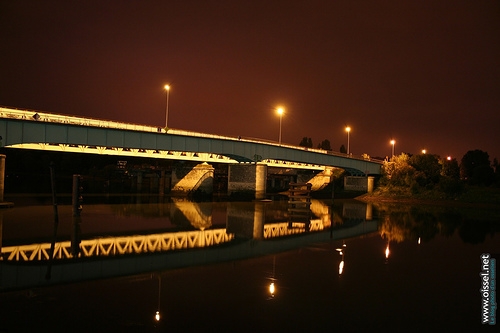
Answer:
[171,162,215,196]
[344,176,375,193]
[227,163,268,200]
[367,176,374,193]
[299,166,335,191]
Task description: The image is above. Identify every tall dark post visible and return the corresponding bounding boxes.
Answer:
[72,175,83,217]
[46,162,59,280]
[330,176,335,238]
[0,212,3,259]
[71,215,82,257]
[71,175,83,256]
[0,154,5,202]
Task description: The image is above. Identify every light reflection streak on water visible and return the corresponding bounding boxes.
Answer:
[337,242,346,275]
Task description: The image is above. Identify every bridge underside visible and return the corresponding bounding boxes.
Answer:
[7,143,330,171]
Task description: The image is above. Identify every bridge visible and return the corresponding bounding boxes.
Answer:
[0,107,381,172]
[0,106,382,197]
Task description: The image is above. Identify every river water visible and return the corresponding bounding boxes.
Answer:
[0,196,498,332]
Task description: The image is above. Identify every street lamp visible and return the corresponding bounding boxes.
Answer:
[390,139,396,156]
[164,85,170,129]
[345,126,351,155]
[277,107,284,145]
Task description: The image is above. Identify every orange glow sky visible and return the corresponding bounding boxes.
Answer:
[1,1,499,161]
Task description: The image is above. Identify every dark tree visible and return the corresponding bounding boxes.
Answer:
[460,149,494,185]
[317,139,332,151]
[299,137,313,148]
[409,154,441,186]
[441,157,460,180]
[339,144,347,154]
[493,158,500,186]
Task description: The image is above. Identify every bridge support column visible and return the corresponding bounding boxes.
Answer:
[255,163,267,200]
[228,163,267,200]
[302,166,335,191]
[367,176,374,193]
[345,176,373,192]
[171,163,214,196]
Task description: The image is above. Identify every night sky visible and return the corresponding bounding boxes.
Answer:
[1,1,499,161]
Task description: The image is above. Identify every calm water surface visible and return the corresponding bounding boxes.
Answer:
[0,197,498,332]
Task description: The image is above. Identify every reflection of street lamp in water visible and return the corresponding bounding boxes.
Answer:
[269,282,275,297]
[385,242,390,262]
[154,273,162,322]
[268,256,277,299]
[336,242,346,275]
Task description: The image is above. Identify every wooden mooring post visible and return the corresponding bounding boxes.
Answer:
[287,183,312,230]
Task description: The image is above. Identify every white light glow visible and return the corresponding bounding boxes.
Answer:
[269,282,275,297]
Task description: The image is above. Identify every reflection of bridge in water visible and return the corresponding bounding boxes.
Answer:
[0,199,376,290]
[2,220,331,261]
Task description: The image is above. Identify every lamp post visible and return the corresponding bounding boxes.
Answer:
[277,107,284,145]
[164,85,170,129]
[390,139,396,156]
[345,126,351,155]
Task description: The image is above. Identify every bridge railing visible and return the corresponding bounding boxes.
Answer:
[0,106,163,133]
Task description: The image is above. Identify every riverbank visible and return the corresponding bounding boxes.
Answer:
[356,185,500,209]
